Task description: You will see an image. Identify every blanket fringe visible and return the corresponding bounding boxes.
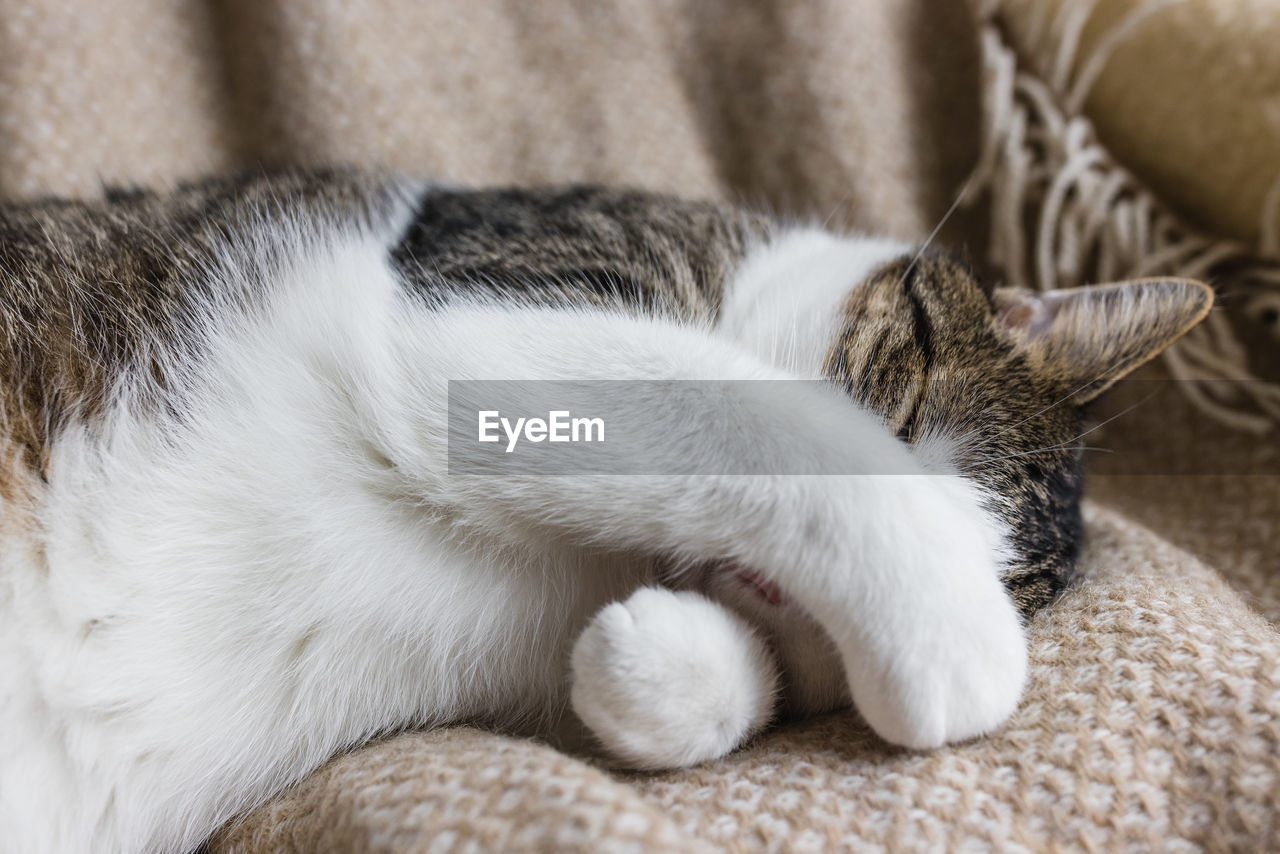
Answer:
[966,0,1280,432]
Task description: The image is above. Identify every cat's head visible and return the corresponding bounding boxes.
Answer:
[711,229,1211,714]
[825,249,1211,615]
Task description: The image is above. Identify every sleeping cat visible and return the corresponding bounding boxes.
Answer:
[0,168,1210,853]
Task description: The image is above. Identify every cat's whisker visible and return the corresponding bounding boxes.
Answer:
[818,193,855,232]
[971,445,1114,465]
[964,389,1078,453]
[1055,389,1161,449]
[968,391,1156,466]
[966,339,1163,454]
[896,175,974,289]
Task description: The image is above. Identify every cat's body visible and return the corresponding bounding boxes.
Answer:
[0,169,1210,853]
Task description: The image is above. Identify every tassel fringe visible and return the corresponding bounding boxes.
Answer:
[966,0,1280,432]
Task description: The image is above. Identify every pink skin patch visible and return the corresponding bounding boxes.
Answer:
[722,560,786,606]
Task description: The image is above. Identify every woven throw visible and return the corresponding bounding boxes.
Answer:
[211,505,1280,852]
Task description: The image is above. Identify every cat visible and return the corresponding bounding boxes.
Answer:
[0,167,1211,854]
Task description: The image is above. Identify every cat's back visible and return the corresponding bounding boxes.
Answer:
[0,169,413,505]
[0,169,759,511]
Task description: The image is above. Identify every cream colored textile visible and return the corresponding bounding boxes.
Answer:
[995,0,1280,244]
[0,0,979,242]
[2,0,1276,850]
[212,505,1280,852]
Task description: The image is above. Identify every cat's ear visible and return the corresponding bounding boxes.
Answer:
[993,278,1213,403]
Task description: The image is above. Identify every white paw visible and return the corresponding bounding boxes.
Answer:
[838,477,1028,749]
[849,594,1027,750]
[570,587,778,770]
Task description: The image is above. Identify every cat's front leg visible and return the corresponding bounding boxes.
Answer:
[408,306,1026,750]
[797,472,1028,749]
[569,586,779,769]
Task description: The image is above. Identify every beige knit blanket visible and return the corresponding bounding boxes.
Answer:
[3,1,1276,850]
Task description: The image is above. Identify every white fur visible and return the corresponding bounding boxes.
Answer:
[570,587,778,770]
[719,227,910,375]
[0,207,1026,853]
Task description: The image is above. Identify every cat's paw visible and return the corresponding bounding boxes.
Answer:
[570,587,778,770]
[839,478,1028,750]
[850,594,1026,750]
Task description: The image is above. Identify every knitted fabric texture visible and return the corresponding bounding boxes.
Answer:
[211,501,1280,852]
